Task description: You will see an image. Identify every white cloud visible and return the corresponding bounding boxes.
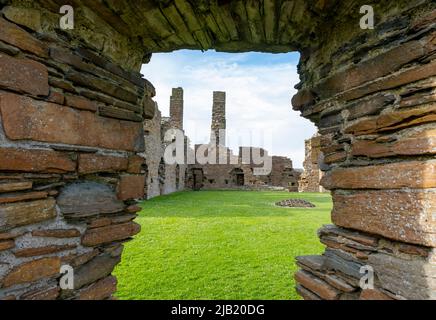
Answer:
[140,51,317,168]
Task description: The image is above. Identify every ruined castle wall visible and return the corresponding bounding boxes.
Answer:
[292,2,436,299]
[298,136,324,193]
[143,105,163,199]
[0,4,153,299]
[269,156,300,191]
[1,0,435,301]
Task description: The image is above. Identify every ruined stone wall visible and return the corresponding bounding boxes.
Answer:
[0,4,154,299]
[1,0,435,301]
[269,156,300,191]
[160,118,186,195]
[298,136,324,193]
[143,104,163,199]
[143,101,187,199]
[292,2,436,299]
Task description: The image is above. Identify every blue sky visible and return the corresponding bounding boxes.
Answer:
[140,50,316,168]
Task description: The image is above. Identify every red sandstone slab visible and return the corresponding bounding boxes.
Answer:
[0,240,15,251]
[321,161,436,190]
[351,128,436,158]
[0,198,56,232]
[65,94,98,112]
[0,17,47,57]
[332,190,436,247]
[314,36,433,99]
[14,244,77,258]
[360,289,393,300]
[0,54,49,96]
[0,93,145,152]
[78,276,117,300]
[32,228,81,238]
[0,191,48,204]
[81,222,141,247]
[117,175,146,200]
[0,181,32,193]
[78,154,129,174]
[0,147,76,173]
[345,104,436,136]
[2,257,61,288]
[294,270,340,300]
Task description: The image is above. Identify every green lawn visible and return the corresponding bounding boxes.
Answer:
[113,191,332,300]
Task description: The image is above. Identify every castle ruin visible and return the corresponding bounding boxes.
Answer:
[0,0,435,300]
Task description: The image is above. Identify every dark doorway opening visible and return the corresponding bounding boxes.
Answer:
[192,168,204,191]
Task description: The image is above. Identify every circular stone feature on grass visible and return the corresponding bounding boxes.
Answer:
[275,199,316,208]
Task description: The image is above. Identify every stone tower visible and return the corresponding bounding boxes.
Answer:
[210,91,226,146]
[169,87,184,130]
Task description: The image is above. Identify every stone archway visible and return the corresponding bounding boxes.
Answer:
[0,0,435,300]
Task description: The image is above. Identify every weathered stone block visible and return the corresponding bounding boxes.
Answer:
[78,275,117,300]
[57,182,125,219]
[291,88,316,110]
[332,190,436,246]
[127,155,145,174]
[99,105,143,122]
[314,37,432,98]
[0,199,56,232]
[0,17,47,57]
[294,270,340,300]
[21,286,60,300]
[296,284,321,300]
[63,249,99,269]
[14,244,77,258]
[0,54,49,96]
[359,289,393,300]
[2,257,61,288]
[0,182,32,193]
[47,90,65,105]
[0,231,23,241]
[351,128,436,158]
[78,154,128,174]
[117,175,146,200]
[0,191,48,204]
[324,151,347,164]
[321,161,436,190]
[73,254,121,290]
[66,70,138,103]
[347,93,396,120]
[0,93,145,152]
[368,253,436,300]
[143,96,156,119]
[65,94,98,112]
[323,248,364,280]
[345,104,436,136]
[32,228,81,238]
[296,255,325,272]
[81,222,141,246]
[0,148,76,173]
[0,240,15,251]
[341,60,436,102]
[3,6,41,32]
[319,225,379,247]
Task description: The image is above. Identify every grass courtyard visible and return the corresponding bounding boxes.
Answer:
[113,191,332,300]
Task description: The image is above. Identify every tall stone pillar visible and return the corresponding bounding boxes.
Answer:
[210,91,226,146]
[169,87,184,130]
